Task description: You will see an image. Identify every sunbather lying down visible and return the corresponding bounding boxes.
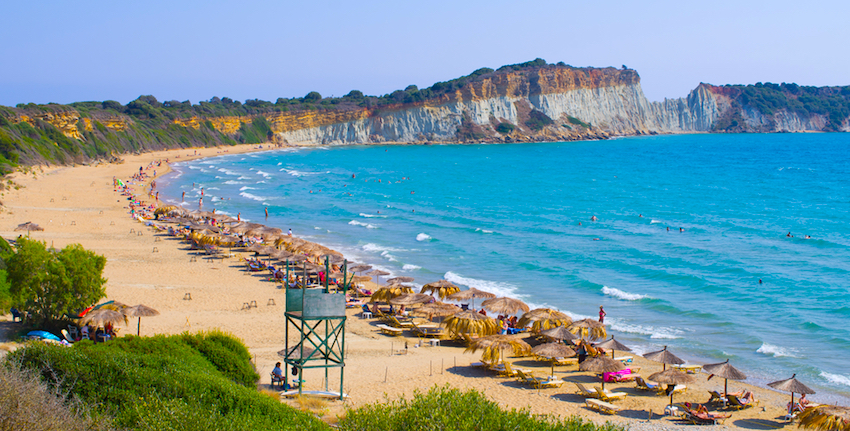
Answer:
[685,403,731,420]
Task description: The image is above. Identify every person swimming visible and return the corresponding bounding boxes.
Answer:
[591,216,598,221]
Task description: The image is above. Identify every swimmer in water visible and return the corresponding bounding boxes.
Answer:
[578,222,582,226]
[591,216,598,221]
[680,228,684,232]
[787,232,792,237]
[639,214,643,217]
[352,174,355,179]
[666,226,670,231]
[805,235,811,239]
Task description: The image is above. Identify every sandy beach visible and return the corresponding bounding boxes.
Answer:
[0,145,805,430]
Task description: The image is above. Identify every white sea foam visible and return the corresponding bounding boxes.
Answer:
[757,343,802,358]
[314,226,322,230]
[277,162,282,166]
[444,271,519,298]
[416,233,431,242]
[361,243,406,253]
[256,170,271,178]
[602,286,648,301]
[610,321,684,339]
[650,219,662,224]
[349,220,377,229]
[239,186,256,191]
[217,168,239,176]
[474,228,494,234]
[188,166,200,170]
[238,176,252,180]
[206,187,219,190]
[821,372,850,387]
[359,213,386,218]
[282,169,324,177]
[208,165,215,168]
[403,264,421,271]
[240,192,271,202]
[224,180,246,185]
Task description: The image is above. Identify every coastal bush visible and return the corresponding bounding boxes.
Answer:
[496,122,516,134]
[338,385,623,431]
[8,333,325,430]
[525,110,554,130]
[567,116,591,128]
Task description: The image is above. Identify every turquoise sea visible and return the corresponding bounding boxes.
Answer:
[159,133,850,403]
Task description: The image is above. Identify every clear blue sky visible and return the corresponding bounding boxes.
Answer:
[2,0,847,106]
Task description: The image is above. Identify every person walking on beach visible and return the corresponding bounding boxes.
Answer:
[288,228,292,236]
[598,305,607,323]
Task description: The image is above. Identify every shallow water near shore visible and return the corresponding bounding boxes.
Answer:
[159,133,850,404]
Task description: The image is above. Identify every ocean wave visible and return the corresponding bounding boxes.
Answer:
[237,176,252,180]
[206,187,219,190]
[256,170,271,178]
[757,343,802,358]
[602,286,648,301]
[650,219,662,224]
[821,371,850,387]
[188,165,200,170]
[281,169,324,177]
[359,213,386,218]
[314,226,322,230]
[239,186,256,191]
[349,220,378,229]
[217,168,239,176]
[239,192,271,202]
[416,233,431,242]
[610,321,684,339]
[224,180,247,185]
[444,271,519,298]
[403,264,421,271]
[475,228,494,234]
[362,243,407,253]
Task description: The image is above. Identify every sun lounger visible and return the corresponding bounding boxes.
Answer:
[575,382,599,398]
[636,376,661,392]
[586,398,621,415]
[685,408,732,425]
[726,394,758,410]
[672,364,702,374]
[500,362,532,378]
[376,324,404,336]
[384,315,415,329]
[594,387,628,402]
[707,390,726,405]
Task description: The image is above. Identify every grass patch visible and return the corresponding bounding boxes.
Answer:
[338,385,624,431]
[8,332,325,430]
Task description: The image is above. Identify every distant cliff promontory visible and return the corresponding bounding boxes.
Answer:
[1,58,848,172]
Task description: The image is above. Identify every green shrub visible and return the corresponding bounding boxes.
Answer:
[8,333,324,430]
[338,385,624,431]
[567,116,590,128]
[496,122,516,134]
[525,110,554,130]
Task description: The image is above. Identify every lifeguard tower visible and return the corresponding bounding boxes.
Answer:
[281,257,350,400]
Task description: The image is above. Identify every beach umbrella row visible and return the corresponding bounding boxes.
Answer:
[420,280,461,299]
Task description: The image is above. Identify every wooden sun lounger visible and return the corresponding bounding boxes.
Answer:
[376,324,404,336]
[586,398,621,415]
[595,387,628,402]
[575,382,599,398]
[672,364,703,374]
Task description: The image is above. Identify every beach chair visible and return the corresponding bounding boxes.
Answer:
[67,325,79,340]
[726,394,758,410]
[594,387,628,402]
[519,371,562,389]
[585,398,621,415]
[707,390,725,405]
[376,324,404,337]
[270,372,285,389]
[673,364,703,374]
[500,362,530,378]
[385,315,415,329]
[574,382,599,398]
[685,409,732,425]
[60,329,75,343]
[635,376,661,392]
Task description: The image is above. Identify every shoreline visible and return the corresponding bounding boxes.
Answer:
[0,143,822,429]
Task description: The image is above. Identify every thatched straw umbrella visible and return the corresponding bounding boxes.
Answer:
[769,374,816,413]
[568,318,606,341]
[15,222,44,234]
[443,311,499,338]
[579,355,625,390]
[79,309,126,328]
[350,264,372,274]
[367,269,390,286]
[648,369,695,404]
[540,326,579,342]
[798,405,850,431]
[420,280,461,300]
[644,346,684,370]
[703,359,747,396]
[370,285,414,303]
[481,297,530,316]
[412,302,461,320]
[532,342,576,376]
[387,276,414,284]
[518,308,572,333]
[465,334,531,364]
[594,336,632,360]
[446,288,496,310]
[123,304,160,336]
[389,293,433,306]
